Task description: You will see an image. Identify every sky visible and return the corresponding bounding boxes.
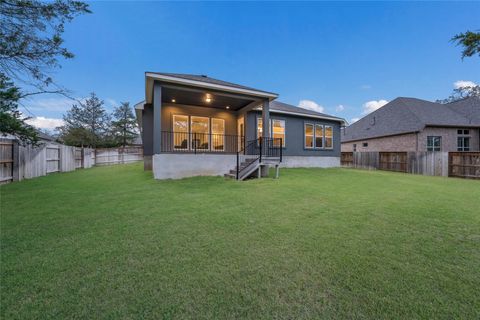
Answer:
[23,1,480,130]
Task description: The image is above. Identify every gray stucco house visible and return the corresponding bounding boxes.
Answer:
[341,96,480,153]
[135,72,346,179]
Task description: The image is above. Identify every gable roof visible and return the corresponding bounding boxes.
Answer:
[145,72,278,103]
[269,101,346,124]
[148,72,277,95]
[342,97,480,142]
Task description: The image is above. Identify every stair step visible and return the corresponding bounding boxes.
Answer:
[224,173,236,179]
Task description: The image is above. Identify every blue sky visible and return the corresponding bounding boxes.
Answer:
[24,1,480,129]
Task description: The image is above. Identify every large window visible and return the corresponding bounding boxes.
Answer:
[257,118,286,147]
[427,136,441,151]
[272,119,285,147]
[172,115,225,151]
[305,123,332,149]
[173,115,189,150]
[211,118,225,151]
[305,124,314,148]
[191,116,209,150]
[315,124,323,148]
[325,126,333,149]
[457,129,470,151]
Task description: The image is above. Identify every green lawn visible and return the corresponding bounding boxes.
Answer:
[1,164,479,319]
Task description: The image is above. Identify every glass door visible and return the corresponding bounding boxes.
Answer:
[191,116,209,150]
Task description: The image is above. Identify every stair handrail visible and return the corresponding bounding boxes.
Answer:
[236,138,260,180]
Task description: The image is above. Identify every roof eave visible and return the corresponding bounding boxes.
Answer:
[145,72,278,103]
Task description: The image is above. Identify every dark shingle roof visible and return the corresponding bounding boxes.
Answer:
[446,96,480,125]
[270,101,345,123]
[147,72,278,96]
[342,97,480,142]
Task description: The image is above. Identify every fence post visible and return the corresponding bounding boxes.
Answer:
[12,140,19,182]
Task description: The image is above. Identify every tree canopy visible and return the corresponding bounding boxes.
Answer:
[451,31,480,60]
[0,0,90,91]
[0,72,39,145]
[58,93,111,147]
[111,102,138,147]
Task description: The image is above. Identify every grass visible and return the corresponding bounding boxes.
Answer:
[1,163,479,319]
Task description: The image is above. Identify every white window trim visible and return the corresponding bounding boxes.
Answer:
[172,114,189,150]
[304,123,314,149]
[426,136,441,152]
[324,125,334,149]
[211,118,225,152]
[314,124,324,149]
[257,117,287,148]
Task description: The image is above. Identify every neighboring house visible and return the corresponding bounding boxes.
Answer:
[135,72,346,179]
[341,96,480,153]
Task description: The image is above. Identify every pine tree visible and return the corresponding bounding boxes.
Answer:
[58,93,110,147]
[111,102,138,147]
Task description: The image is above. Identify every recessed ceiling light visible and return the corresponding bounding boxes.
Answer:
[171,98,176,103]
[226,106,230,109]
[205,94,212,103]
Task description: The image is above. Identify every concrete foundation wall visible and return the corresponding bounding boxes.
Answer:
[280,156,340,168]
[153,154,236,179]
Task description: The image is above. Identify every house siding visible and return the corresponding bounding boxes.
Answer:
[246,111,342,157]
[341,127,480,152]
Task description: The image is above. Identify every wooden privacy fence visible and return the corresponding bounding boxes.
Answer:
[448,152,480,179]
[341,151,451,177]
[0,140,14,184]
[0,140,143,184]
[94,146,143,166]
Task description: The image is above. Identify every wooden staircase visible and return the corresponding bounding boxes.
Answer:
[224,158,260,180]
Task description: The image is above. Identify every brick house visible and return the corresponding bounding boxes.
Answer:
[341,96,480,152]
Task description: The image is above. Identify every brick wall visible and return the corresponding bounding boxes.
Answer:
[341,127,480,152]
[341,133,418,152]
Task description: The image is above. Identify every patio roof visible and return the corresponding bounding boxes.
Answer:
[144,72,278,105]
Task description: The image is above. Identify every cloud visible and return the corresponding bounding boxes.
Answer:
[360,84,372,90]
[454,80,477,89]
[335,104,345,112]
[362,99,388,115]
[298,100,325,113]
[350,117,360,123]
[26,117,64,130]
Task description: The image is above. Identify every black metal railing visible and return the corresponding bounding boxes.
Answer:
[236,137,283,180]
[161,131,243,154]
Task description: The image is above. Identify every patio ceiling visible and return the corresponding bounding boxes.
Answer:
[161,85,259,111]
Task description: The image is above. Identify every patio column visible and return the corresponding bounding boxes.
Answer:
[262,99,270,139]
[153,82,162,154]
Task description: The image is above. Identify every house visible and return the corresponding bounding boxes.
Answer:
[135,72,346,179]
[341,96,480,153]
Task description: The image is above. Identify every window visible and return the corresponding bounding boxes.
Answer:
[190,116,209,150]
[305,123,314,148]
[257,118,263,140]
[315,124,323,148]
[325,126,333,149]
[457,129,470,151]
[362,142,368,148]
[458,137,470,151]
[173,115,189,149]
[427,136,441,151]
[272,119,285,147]
[305,123,333,149]
[353,144,357,152]
[211,118,225,151]
[257,118,286,147]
